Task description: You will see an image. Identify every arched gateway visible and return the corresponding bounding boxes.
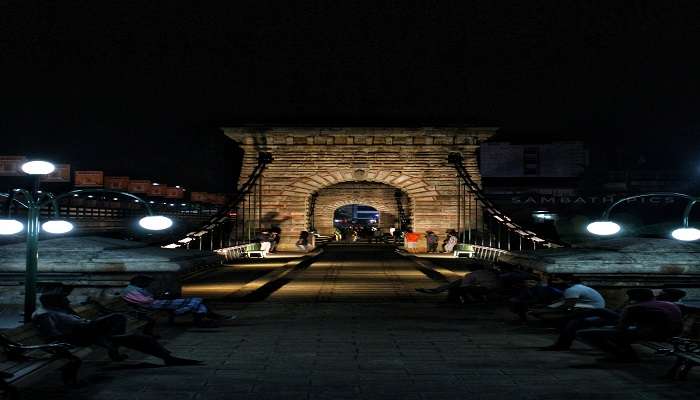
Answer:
[224,127,496,251]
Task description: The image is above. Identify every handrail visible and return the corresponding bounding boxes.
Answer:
[164,152,273,250]
[448,152,565,250]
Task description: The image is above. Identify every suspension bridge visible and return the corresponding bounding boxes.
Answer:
[168,126,563,261]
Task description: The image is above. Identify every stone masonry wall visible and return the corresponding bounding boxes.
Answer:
[224,127,496,251]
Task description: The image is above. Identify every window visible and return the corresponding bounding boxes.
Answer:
[523,147,540,175]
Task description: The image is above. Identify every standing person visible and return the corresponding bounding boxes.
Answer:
[121,275,235,326]
[373,227,383,243]
[296,230,310,251]
[34,290,202,366]
[442,229,458,253]
[404,231,420,253]
[269,231,280,253]
[392,228,401,244]
[258,231,272,254]
[425,231,439,253]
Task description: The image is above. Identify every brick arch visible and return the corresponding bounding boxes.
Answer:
[225,126,494,250]
[311,181,410,235]
[287,168,438,200]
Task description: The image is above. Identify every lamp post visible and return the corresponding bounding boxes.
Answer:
[586,192,700,241]
[1,160,173,322]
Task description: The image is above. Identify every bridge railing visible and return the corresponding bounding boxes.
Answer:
[214,242,261,262]
[163,152,274,251]
[469,244,512,262]
[448,152,566,254]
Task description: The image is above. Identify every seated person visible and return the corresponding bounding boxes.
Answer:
[508,277,563,323]
[416,266,503,303]
[121,275,235,326]
[540,307,620,351]
[576,288,683,361]
[530,275,605,320]
[33,289,201,366]
[656,288,686,303]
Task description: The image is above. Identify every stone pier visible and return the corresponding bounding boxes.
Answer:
[224,126,495,251]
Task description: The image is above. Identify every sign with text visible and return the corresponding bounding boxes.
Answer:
[40,164,71,182]
[208,193,227,205]
[165,186,185,199]
[0,156,26,176]
[128,180,151,193]
[104,176,130,190]
[190,192,208,203]
[74,171,104,187]
[148,184,167,197]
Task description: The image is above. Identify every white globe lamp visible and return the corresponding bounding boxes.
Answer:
[586,221,621,236]
[21,161,55,175]
[0,219,24,235]
[139,215,173,231]
[671,227,700,241]
[41,220,74,234]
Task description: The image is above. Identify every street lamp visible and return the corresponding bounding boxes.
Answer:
[1,160,174,322]
[587,192,700,241]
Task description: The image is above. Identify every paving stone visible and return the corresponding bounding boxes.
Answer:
[12,246,700,399]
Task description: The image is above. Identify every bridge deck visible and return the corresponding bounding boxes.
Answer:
[17,244,700,399]
[269,244,433,302]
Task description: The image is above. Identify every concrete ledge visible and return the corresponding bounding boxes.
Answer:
[0,236,222,304]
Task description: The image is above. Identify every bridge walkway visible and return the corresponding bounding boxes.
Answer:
[267,244,438,303]
[16,244,700,399]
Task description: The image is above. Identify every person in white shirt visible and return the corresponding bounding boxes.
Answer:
[531,276,606,319]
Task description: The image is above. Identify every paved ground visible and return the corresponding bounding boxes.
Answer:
[19,244,700,399]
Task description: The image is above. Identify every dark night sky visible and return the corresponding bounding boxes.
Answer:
[2,1,700,191]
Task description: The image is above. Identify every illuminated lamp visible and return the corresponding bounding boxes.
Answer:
[21,161,55,175]
[586,221,621,236]
[41,220,74,234]
[0,219,24,235]
[671,227,700,241]
[139,215,173,230]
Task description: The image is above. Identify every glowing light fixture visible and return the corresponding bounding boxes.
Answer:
[0,219,24,235]
[138,215,173,230]
[586,221,621,236]
[41,220,74,234]
[21,161,55,175]
[671,227,700,241]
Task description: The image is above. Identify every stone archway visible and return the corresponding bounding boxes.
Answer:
[311,181,410,235]
[225,126,495,250]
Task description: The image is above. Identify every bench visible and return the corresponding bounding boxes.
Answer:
[453,250,474,258]
[242,243,265,258]
[0,331,86,399]
[666,337,700,380]
[0,299,153,398]
[638,304,700,380]
[245,250,267,258]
